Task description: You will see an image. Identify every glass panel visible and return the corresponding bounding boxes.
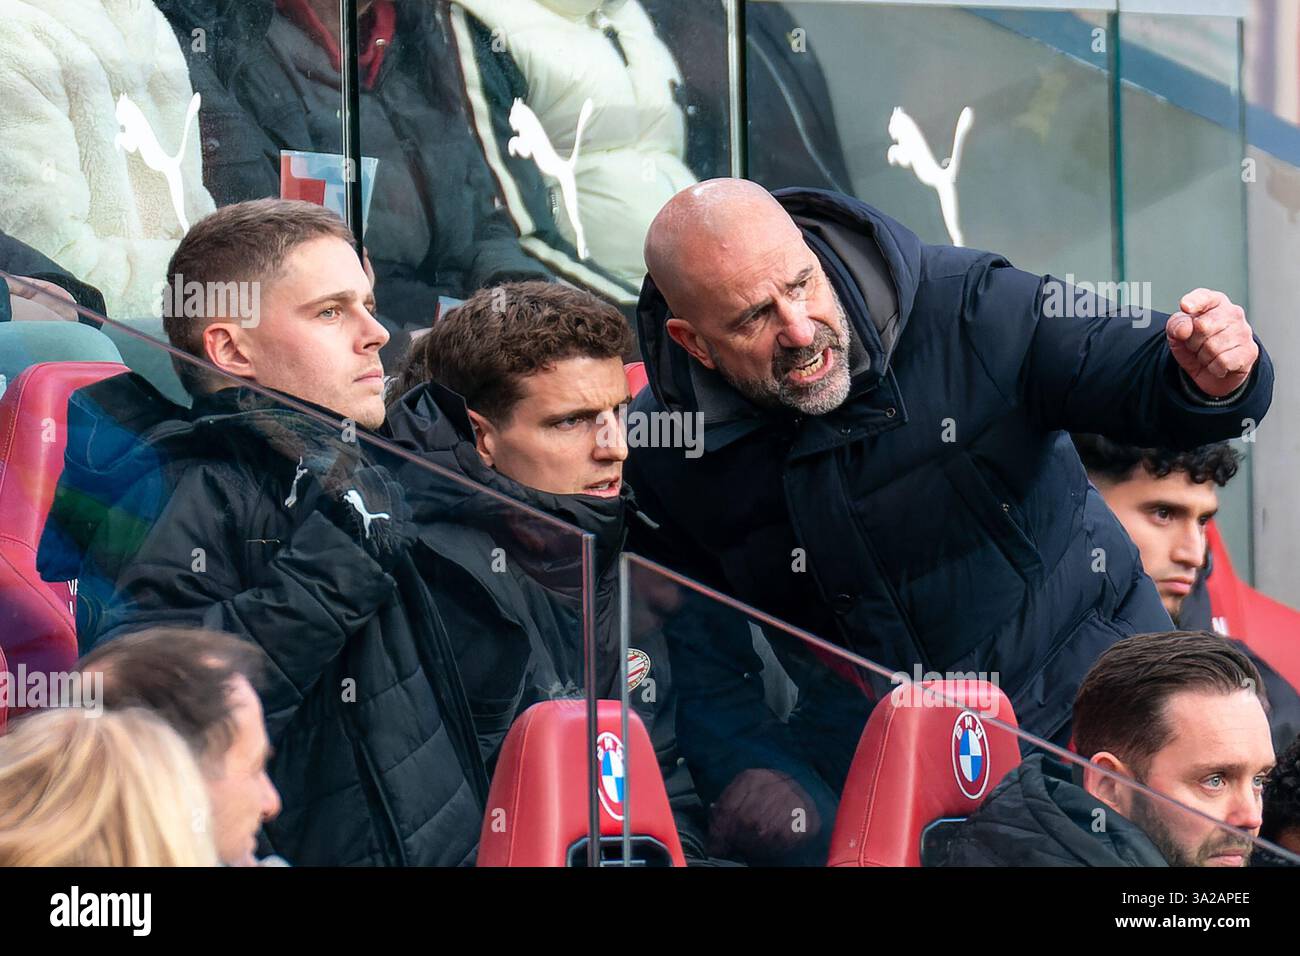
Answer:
[347,0,731,330]
[1242,0,1300,609]
[0,283,596,866]
[1118,11,1254,581]
[621,552,1300,868]
[745,2,1115,281]
[0,1,370,407]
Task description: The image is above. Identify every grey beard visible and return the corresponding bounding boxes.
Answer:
[707,294,853,416]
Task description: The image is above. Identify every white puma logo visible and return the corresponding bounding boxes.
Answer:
[343,489,391,538]
[886,106,973,246]
[507,97,592,259]
[283,456,309,508]
[113,91,202,232]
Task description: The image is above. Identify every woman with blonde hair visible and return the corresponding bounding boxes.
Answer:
[0,707,218,866]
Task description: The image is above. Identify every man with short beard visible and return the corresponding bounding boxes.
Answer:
[935,631,1278,867]
[623,181,1273,858]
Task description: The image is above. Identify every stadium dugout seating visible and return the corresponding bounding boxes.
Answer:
[0,361,128,702]
[828,679,1021,866]
[1205,521,1300,692]
[477,699,686,867]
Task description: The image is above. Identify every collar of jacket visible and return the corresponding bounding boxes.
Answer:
[275,0,397,90]
[635,187,924,456]
[384,381,631,575]
[995,755,1170,866]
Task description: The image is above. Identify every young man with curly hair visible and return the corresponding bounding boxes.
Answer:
[1073,434,1300,753]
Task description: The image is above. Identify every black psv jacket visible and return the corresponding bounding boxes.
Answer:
[384,382,708,854]
[38,374,488,866]
[625,188,1275,757]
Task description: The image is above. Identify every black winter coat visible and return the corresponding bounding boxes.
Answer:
[625,188,1275,766]
[384,382,707,854]
[930,754,1170,866]
[37,374,488,866]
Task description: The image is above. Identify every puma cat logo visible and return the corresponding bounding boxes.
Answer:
[343,489,391,538]
[113,91,202,232]
[886,106,973,246]
[283,456,309,508]
[507,97,593,259]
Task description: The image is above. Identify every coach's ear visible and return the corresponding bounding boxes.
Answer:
[466,409,497,469]
[204,323,256,381]
[1081,751,1135,818]
[666,316,715,369]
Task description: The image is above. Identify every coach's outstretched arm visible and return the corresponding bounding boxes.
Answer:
[956,258,1272,447]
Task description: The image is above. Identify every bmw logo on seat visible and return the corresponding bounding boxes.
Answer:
[951,710,991,800]
[596,731,626,822]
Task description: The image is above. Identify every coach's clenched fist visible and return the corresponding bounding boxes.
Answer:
[1166,289,1259,399]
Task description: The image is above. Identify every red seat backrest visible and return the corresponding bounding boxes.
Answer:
[1205,521,1300,691]
[624,362,648,398]
[477,699,685,866]
[0,362,128,685]
[828,680,1021,867]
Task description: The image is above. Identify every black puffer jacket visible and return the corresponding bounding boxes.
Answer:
[384,382,707,854]
[930,754,1170,866]
[626,187,1274,757]
[37,373,488,866]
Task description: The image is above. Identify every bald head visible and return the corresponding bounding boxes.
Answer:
[644,179,803,318]
[642,180,853,417]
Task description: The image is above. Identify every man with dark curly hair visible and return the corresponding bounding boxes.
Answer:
[1072,435,1241,622]
[1073,434,1300,753]
[1261,734,1300,858]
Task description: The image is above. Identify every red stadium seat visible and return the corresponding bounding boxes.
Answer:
[1205,521,1300,691]
[624,362,648,398]
[477,699,686,866]
[828,680,1021,867]
[0,362,128,691]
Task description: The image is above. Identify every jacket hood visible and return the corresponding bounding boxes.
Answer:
[939,754,1170,867]
[384,382,632,577]
[635,187,924,446]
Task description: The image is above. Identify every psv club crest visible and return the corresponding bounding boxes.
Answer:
[951,710,991,800]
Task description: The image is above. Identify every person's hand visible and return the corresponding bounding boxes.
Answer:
[318,464,415,573]
[706,768,822,865]
[6,275,79,323]
[1166,289,1259,398]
